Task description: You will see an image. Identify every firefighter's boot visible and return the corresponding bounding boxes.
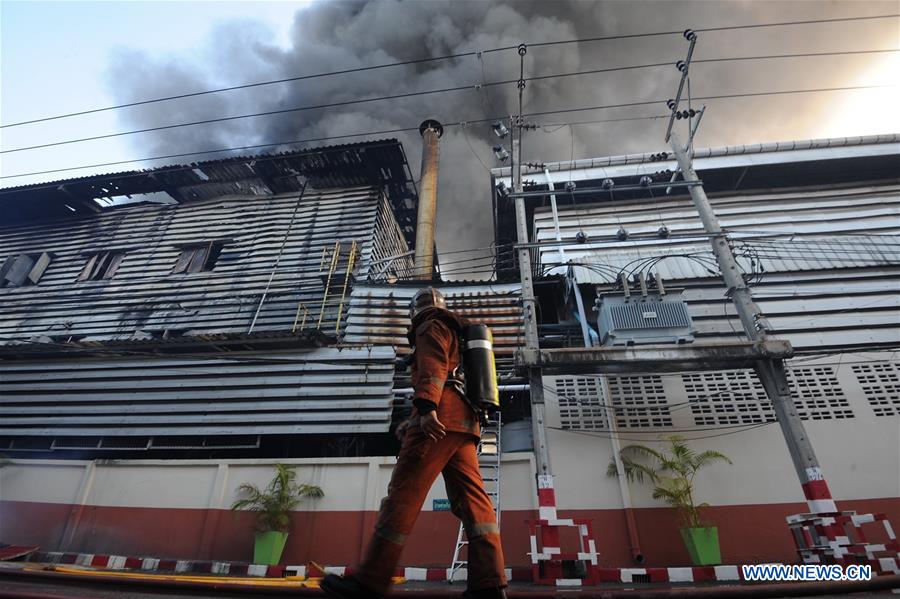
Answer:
[320,573,383,599]
[461,588,508,599]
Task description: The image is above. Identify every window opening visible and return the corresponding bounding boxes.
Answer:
[0,252,53,287]
[78,251,125,281]
[173,241,225,274]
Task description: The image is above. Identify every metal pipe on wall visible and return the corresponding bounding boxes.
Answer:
[414,119,443,280]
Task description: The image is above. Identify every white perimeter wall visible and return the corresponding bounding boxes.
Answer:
[0,454,538,512]
[543,355,900,509]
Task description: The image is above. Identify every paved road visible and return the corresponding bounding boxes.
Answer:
[0,576,894,599]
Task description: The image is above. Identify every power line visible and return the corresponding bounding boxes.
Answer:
[542,115,668,131]
[0,50,500,130]
[1,83,889,185]
[519,84,891,121]
[5,48,896,156]
[4,13,895,130]
[529,14,900,49]
[0,80,515,155]
[547,420,778,442]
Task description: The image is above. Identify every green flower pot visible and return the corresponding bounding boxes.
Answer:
[680,526,721,565]
[253,531,289,565]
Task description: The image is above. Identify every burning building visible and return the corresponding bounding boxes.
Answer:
[0,132,897,577]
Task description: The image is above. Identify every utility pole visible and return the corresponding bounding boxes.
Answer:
[510,45,552,479]
[669,131,837,515]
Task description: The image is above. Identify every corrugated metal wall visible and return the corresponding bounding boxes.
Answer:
[345,282,524,375]
[535,179,900,438]
[0,185,414,445]
[0,347,395,439]
[534,184,900,282]
[533,184,900,351]
[0,186,391,343]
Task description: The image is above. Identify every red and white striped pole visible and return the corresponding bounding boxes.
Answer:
[755,358,838,515]
[801,467,838,515]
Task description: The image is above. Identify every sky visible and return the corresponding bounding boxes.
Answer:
[1,0,898,258]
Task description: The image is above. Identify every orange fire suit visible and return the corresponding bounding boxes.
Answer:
[354,307,507,595]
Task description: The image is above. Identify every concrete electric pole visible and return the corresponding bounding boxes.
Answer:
[668,131,837,515]
[512,132,552,479]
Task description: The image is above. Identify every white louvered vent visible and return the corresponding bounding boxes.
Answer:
[851,362,900,417]
[788,367,854,420]
[554,377,609,431]
[607,375,672,428]
[684,370,775,426]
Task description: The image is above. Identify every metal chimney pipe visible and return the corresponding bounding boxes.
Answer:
[414,119,443,279]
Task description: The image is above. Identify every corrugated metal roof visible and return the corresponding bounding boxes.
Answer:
[493,133,900,181]
[1,139,418,237]
[0,346,396,437]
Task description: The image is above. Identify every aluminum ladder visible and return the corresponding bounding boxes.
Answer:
[448,412,502,583]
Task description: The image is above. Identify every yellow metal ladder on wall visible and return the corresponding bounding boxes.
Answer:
[448,412,502,583]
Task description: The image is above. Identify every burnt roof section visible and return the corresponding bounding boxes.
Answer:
[1,139,419,239]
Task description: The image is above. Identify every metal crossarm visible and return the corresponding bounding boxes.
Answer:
[449,412,502,583]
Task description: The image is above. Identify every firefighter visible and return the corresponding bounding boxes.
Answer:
[322,287,507,599]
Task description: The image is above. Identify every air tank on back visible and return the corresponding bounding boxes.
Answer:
[463,324,499,413]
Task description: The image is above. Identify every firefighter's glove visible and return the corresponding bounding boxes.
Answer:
[419,411,446,442]
[395,415,416,440]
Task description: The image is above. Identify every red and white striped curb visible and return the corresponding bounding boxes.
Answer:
[28,551,900,583]
[29,552,524,582]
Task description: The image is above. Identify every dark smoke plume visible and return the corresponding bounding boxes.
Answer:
[106,0,897,267]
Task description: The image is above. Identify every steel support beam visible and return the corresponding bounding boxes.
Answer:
[516,339,793,374]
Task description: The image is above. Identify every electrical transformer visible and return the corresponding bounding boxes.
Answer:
[595,273,695,346]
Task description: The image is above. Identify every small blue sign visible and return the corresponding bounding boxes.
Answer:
[432,498,451,511]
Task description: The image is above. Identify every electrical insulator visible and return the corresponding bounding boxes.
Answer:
[666,99,677,111]
[616,227,629,241]
[575,231,588,244]
[491,121,509,139]
[639,175,653,187]
[683,29,697,41]
[493,145,510,162]
[675,111,683,120]
[676,60,687,73]
[496,181,509,199]
[688,109,697,118]
[657,225,670,239]
[601,178,615,190]
[564,181,577,193]
[518,44,527,56]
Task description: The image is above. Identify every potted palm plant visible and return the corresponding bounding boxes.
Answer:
[607,435,732,565]
[231,464,324,565]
